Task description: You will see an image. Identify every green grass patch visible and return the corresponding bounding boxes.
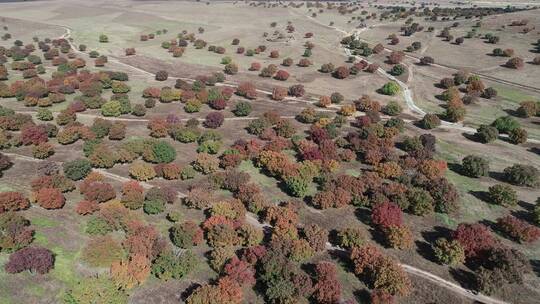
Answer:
[31,217,60,228]
[493,85,536,105]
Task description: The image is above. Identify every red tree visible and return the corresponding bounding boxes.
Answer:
[313,261,342,304]
[35,188,65,209]
[371,202,403,228]
[452,223,496,258]
[0,192,29,213]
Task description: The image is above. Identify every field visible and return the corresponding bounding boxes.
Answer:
[0,0,539,303]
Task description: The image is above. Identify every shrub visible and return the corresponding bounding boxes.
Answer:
[5,246,54,274]
[433,238,465,265]
[488,184,517,207]
[63,159,92,180]
[380,81,400,95]
[475,125,499,143]
[419,113,440,129]
[461,155,489,177]
[503,164,538,187]
[337,227,365,249]
[372,202,402,228]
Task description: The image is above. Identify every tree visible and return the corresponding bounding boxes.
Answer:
[516,101,538,118]
[452,223,495,258]
[236,82,257,99]
[303,224,328,252]
[313,261,341,304]
[0,212,34,252]
[271,87,287,101]
[380,81,400,95]
[288,84,305,97]
[204,112,224,129]
[420,56,434,65]
[419,113,440,129]
[152,250,198,281]
[224,63,238,75]
[151,141,176,163]
[223,256,255,286]
[371,202,402,228]
[63,276,128,303]
[387,51,404,64]
[492,116,520,134]
[82,235,124,267]
[505,57,524,69]
[333,66,350,79]
[233,101,251,117]
[83,182,116,203]
[407,188,434,216]
[35,187,65,209]
[154,70,168,81]
[110,254,151,289]
[5,246,54,274]
[382,101,402,116]
[274,70,289,81]
[193,153,219,174]
[0,192,29,213]
[101,100,122,117]
[461,155,489,177]
[508,128,527,144]
[384,225,413,250]
[433,238,465,265]
[170,221,203,248]
[488,184,517,207]
[503,164,538,187]
[497,215,540,243]
[129,161,156,181]
[475,125,499,143]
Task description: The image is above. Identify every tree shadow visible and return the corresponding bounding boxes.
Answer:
[447,162,463,175]
[530,259,540,278]
[353,289,372,304]
[528,147,540,155]
[449,267,476,290]
[488,170,506,182]
[469,190,490,204]
[417,226,454,263]
[462,132,480,142]
[181,283,201,301]
[502,108,519,117]
[479,218,498,232]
